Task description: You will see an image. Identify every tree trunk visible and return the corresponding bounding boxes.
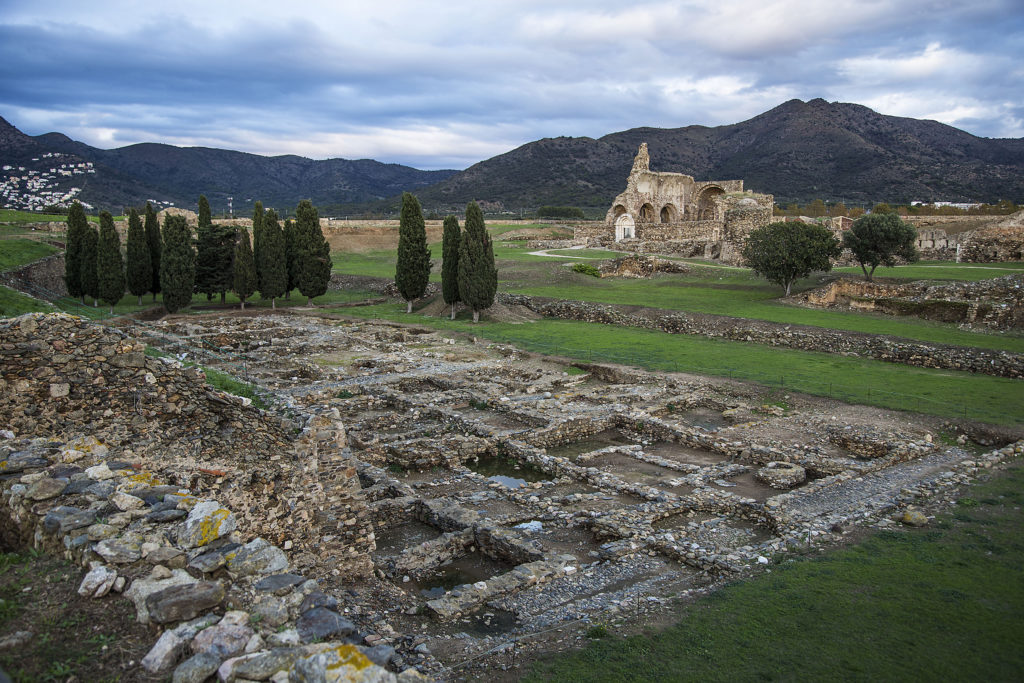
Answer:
[307,297,313,306]
[271,298,276,310]
[450,302,455,320]
[109,304,114,314]
[785,281,792,296]
[138,294,143,306]
[93,298,98,307]
[153,292,157,302]
[406,300,413,313]
[861,263,872,282]
[473,309,479,323]
[285,290,291,300]
[240,299,245,310]
[221,291,226,304]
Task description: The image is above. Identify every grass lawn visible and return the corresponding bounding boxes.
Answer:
[835,260,1024,281]
[507,265,1024,354]
[0,285,53,316]
[328,303,1024,425]
[0,209,115,224]
[526,459,1024,682]
[0,238,58,272]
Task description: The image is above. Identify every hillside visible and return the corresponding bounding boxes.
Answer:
[417,99,1024,210]
[0,116,457,214]
[3,99,1023,215]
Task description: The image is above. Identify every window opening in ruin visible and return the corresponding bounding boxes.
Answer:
[695,186,725,221]
[639,203,655,222]
[660,204,678,223]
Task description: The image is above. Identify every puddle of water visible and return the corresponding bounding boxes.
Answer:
[373,520,440,556]
[468,455,549,487]
[410,551,515,599]
[545,430,638,460]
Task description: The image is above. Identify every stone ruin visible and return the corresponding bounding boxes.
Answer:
[574,143,773,264]
[1,311,1022,679]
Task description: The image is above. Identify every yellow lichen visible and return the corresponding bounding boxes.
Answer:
[127,471,161,486]
[196,508,231,547]
[324,643,373,673]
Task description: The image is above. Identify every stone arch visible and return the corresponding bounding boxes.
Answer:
[660,204,679,223]
[638,203,655,222]
[615,213,635,241]
[612,204,627,219]
[695,186,725,221]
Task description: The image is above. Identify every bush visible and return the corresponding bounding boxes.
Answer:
[572,263,601,277]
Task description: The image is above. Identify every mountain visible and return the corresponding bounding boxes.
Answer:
[0,116,457,214]
[4,100,1023,215]
[416,99,1024,209]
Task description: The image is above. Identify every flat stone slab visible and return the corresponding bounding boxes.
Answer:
[296,607,355,643]
[146,581,225,624]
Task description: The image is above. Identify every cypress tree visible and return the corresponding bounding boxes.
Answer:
[144,202,161,301]
[293,200,332,306]
[198,194,212,228]
[96,211,125,313]
[125,208,152,305]
[233,229,257,310]
[63,202,88,301]
[457,202,497,323]
[81,224,99,307]
[441,214,461,319]
[160,214,196,314]
[395,192,432,313]
[283,218,296,300]
[195,195,236,302]
[259,208,287,308]
[251,201,265,290]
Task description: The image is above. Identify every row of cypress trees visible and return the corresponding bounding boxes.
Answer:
[395,193,496,322]
[63,197,332,315]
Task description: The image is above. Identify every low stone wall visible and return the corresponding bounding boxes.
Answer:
[0,433,423,681]
[496,294,1024,379]
[800,275,1024,330]
[1,252,67,298]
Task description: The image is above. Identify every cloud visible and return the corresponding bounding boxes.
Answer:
[1,0,1022,167]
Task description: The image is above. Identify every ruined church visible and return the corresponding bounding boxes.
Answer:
[577,143,773,262]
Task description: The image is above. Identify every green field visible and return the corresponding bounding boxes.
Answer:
[835,260,1024,281]
[0,209,114,224]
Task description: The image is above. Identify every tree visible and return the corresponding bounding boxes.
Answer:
[160,214,196,314]
[830,202,848,217]
[144,202,161,301]
[283,218,296,299]
[395,192,432,313]
[195,195,235,303]
[441,214,461,319]
[96,211,125,313]
[457,202,497,323]
[233,229,257,309]
[292,200,332,305]
[741,221,840,295]
[125,208,152,305]
[806,199,827,217]
[259,208,287,308]
[871,202,895,215]
[63,202,89,302]
[251,201,264,291]
[842,212,919,282]
[81,223,99,306]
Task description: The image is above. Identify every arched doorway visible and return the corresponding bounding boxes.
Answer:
[695,186,724,220]
[660,204,678,223]
[615,213,635,241]
[639,203,655,222]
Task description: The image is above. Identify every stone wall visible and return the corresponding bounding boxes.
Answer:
[1,252,67,298]
[800,275,1024,330]
[496,294,1024,379]
[0,313,374,578]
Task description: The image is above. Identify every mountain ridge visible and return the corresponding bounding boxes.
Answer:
[2,100,1023,214]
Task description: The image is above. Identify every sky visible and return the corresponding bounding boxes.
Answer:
[1,0,1022,170]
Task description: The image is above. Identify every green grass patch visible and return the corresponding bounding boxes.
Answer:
[527,460,1024,682]
[332,305,1023,425]
[202,367,269,409]
[547,249,622,258]
[835,260,1024,281]
[0,285,53,317]
[509,268,1024,354]
[0,238,58,272]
